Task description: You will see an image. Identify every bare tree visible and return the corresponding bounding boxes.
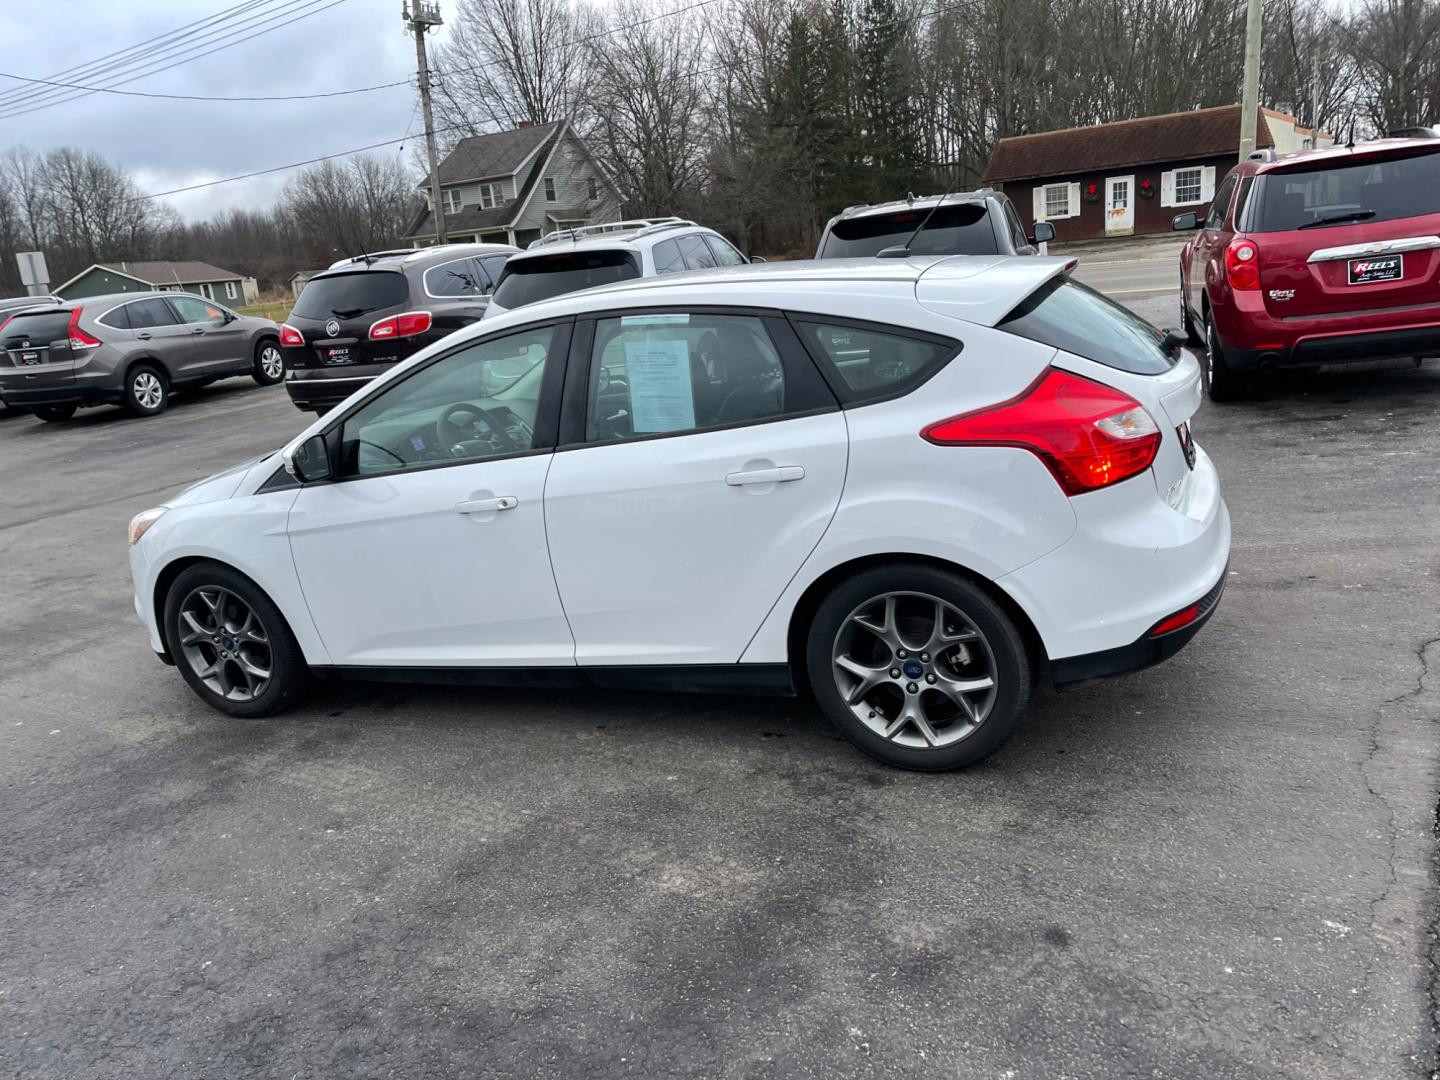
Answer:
[279,153,421,259]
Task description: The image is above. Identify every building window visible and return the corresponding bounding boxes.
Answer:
[1043,184,1074,219]
[587,177,599,201]
[443,188,463,215]
[544,177,557,202]
[1174,168,1203,204]
[225,281,238,300]
[478,182,502,209]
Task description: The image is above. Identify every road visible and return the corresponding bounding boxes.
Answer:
[1071,254,1183,302]
[1,283,1436,1079]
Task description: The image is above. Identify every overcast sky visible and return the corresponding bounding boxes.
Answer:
[0,0,425,220]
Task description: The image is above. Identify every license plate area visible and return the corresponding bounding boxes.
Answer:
[18,350,42,366]
[322,346,353,366]
[1347,253,1403,284]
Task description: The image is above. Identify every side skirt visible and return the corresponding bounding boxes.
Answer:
[309,662,796,697]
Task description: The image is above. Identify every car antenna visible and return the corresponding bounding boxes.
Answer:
[877,187,954,258]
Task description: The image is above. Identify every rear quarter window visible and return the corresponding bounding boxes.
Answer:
[791,317,958,403]
[997,277,1176,375]
[293,271,409,320]
[492,250,640,309]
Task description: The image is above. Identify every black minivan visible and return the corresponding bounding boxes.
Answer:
[280,243,517,412]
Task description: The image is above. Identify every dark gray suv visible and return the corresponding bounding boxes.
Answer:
[816,189,1055,258]
[0,292,281,422]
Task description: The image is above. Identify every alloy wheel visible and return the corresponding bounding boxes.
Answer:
[830,591,997,750]
[259,345,283,380]
[176,586,273,702]
[134,371,164,410]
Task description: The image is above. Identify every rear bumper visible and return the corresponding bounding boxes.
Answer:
[0,382,119,407]
[1050,565,1226,687]
[1212,289,1440,369]
[283,367,386,410]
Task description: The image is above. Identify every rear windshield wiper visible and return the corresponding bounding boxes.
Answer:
[1297,210,1376,230]
[330,307,367,318]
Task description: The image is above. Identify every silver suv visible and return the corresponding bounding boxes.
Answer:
[0,292,281,422]
[816,190,1054,258]
[483,218,755,319]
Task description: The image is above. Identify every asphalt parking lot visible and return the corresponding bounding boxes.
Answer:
[2,289,1437,1079]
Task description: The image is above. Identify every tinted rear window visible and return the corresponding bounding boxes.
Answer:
[293,271,409,320]
[491,250,640,309]
[1253,150,1440,232]
[820,204,998,258]
[998,277,1176,375]
[2,309,72,346]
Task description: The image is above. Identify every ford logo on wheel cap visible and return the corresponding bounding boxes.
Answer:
[902,659,924,680]
[324,319,341,337]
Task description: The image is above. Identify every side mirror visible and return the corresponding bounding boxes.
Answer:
[1172,212,1199,231]
[749,255,767,264]
[284,433,332,483]
[1032,221,1056,244]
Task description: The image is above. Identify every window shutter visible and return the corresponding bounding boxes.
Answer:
[1032,185,1045,220]
[1200,166,1216,201]
[1160,171,1175,207]
[1067,182,1081,218]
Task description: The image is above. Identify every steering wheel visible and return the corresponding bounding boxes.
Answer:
[436,402,519,455]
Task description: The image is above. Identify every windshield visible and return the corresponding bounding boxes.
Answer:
[1252,150,1440,232]
[819,204,998,258]
[998,277,1176,375]
[293,271,409,320]
[491,250,640,309]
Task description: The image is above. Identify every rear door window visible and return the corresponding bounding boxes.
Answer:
[125,298,182,329]
[791,318,958,402]
[997,276,1176,374]
[294,271,409,320]
[478,255,510,290]
[819,204,998,258]
[652,239,685,275]
[676,234,718,271]
[491,250,640,309]
[2,309,73,346]
[1253,150,1440,231]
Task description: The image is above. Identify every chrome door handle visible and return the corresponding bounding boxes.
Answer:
[725,466,804,486]
[191,328,206,335]
[455,495,517,514]
[136,332,152,340]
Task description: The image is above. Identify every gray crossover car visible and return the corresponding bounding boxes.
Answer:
[0,292,281,421]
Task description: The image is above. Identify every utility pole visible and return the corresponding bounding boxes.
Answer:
[405,1,448,245]
[1237,0,1263,159]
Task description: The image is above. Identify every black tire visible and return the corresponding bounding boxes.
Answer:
[1203,309,1248,402]
[162,562,309,718]
[1179,294,1201,345]
[805,565,1032,771]
[122,363,169,417]
[32,404,77,422]
[253,338,284,386]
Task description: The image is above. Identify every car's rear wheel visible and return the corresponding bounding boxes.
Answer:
[253,340,284,386]
[123,364,168,416]
[805,566,1031,771]
[1204,310,1248,402]
[163,563,308,718]
[32,404,76,423]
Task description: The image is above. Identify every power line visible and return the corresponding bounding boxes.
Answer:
[0,69,411,104]
[0,0,352,120]
[0,0,287,112]
[135,0,972,203]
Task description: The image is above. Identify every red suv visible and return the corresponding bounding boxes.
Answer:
[1175,135,1440,400]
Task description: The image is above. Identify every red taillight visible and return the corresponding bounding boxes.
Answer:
[279,323,305,346]
[922,368,1162,496]
[1150,604,1200,637]
[1225,239,1260,290]
[68,307,101,350]
[368,310,432,340]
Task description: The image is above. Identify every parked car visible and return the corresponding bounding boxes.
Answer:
[482,219,754,319]
[0,292,281,421]
[1175,134,1440,400]
[280,243,518,413]
[816,190,1055,259]
[0,294,61,415]
[128,255,1228,771]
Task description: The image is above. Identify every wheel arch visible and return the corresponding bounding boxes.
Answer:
[152,555,303,661]
[783,553,1048,697]
[124,354,171,386]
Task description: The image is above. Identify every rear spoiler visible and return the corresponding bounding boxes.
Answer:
[915,255,1078,328]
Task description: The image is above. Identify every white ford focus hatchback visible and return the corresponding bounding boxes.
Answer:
[128,256,1229,770]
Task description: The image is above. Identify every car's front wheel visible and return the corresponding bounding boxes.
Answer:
[253,340,284,386]
[163,562,309,718]
[805,566,1032,771]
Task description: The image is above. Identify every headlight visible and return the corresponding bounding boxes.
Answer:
[128,507,168,546]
